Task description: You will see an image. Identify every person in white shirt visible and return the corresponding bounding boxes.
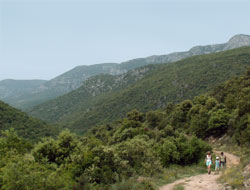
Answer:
[205,151,213,174]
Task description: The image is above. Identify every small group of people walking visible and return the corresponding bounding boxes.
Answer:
[205,151,226,174]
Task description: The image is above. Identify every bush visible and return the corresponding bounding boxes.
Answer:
[110,178,158,190]
[175,135,211,165]
[84,145,124,184]
[0,155,73,190]
[146,111,165,128]
[208,109,230,137]
[0,129,31,155]
[158,134,211,166]
[234,114,250,146]
[33,130,77,165]
[158,140,180,167]
[219,167,244,189]
[127,110,145,122]
[115,136,162,176]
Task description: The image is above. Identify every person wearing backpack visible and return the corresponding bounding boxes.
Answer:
[205,151,213,174]
[220,152,226,169]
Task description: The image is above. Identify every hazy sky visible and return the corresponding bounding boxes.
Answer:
[0,0,250,80]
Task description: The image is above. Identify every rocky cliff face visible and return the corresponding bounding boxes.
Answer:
[224,34,250,50]
[1,34,249,110]
[138,34,250,64]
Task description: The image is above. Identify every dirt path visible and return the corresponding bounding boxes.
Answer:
[159,151,240,190]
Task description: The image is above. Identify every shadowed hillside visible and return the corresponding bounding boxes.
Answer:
[0,101,57,141]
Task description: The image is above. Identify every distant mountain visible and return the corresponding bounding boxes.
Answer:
[29,46,250,134]
[0,80,47,108]
[0,100,57,141]
[119,34,250,66]
[0,79,47,99]
[1,34,250,110]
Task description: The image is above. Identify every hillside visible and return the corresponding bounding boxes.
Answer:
[29,65,157,123]
[3,34,250,110]
[0,100,57,141]
[159,67,250,146]
[30,46,250,134]
[1,69,249,189]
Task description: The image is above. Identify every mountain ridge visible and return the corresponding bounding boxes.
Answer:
[1,34,250,109]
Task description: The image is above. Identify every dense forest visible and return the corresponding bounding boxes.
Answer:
[0,68,249,190]
[30,47,250,134]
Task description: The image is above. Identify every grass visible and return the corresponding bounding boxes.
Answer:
[109,178,159,190]
[173,183,185,190]
[212,141,250,190]
[218,149,250,190]
[152,161,207,186]
[218,166,244,189]
[108,163,205,190]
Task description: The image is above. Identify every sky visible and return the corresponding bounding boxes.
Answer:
[0,0,250,80]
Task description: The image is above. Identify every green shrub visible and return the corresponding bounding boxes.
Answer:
[158,140,180,167]
[33,130,77,164]
[110,178,158,190]
[158,134,211,166]
[208,109,231,137]
[219,167,244,189]
[0,155,73,190]
[146,111,165,128]
[173,184,185,190]
[115,136,162,176]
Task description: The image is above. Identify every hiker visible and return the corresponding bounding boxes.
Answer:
[215,156,220,174]
[220,152,226,169]
[205,151,213,174]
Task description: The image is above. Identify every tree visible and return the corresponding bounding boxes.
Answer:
[33,130,78,165]
[127,110,145,122]
[188,106,209,138]
[158,140,180,167]
[146,111,165,129]
[208,109,230,137]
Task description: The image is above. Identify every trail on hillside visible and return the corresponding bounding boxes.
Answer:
[159,151,240,190]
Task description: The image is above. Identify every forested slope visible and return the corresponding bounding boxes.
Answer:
[0,101,57,141]
[29,65,157,123]
[30,47,250,134]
